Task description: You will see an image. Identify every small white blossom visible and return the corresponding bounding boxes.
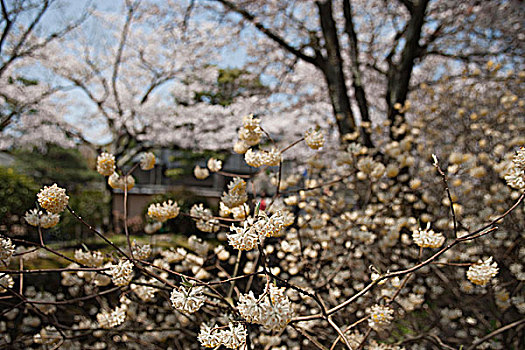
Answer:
[228,219,261,251]
[108,173,135,190]
[304,128,325,149]
[74,249,104,267]
[108,260,134,286]
[467,257,499,286]
[0,273,14,293]
[367,304,394,330]
[194,165,210,179]
[140,152,156,170]
[170,285,206,314]
[220,323,247,349]
[148,200,180,222]
[198,323,222,348]
[97,152,116,176]
[207,158,222,172]
[25,209,60,229]
[37,184,69,213]
[0,237,15,265]
[96,305,127,328]
[412,223,445,248]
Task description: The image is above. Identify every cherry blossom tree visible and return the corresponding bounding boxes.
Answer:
[0,0,89,149]
[209,0,524,144]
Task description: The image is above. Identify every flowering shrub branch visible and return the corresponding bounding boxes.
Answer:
[1,115,524,349]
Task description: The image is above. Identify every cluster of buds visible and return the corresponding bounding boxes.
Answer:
[194,165,210,180]
[170,284,206,314]
[147,200,180,222]
[131,240,151,259]
[24,209,60,229]
[227,210,285,251]
[207,158,222,172]
[356,157,386,180]
[96,304,127,329]
[234,114,263,153]
[191,204,220,233]
[0,237,15,265]
[221,177,248,209]
[304,128,325,149]
[74,249,104,267]
[37,184,69,214]
[412,222,445,248]
[131,278,157,302]
[0,273,14,293]
[108,172,135,190]
[140,152,156,171]
[367,304,394,330]
[96,152,116,176]
[198,322,247,349]
[467,257,499,286]
[33,326,61,346]
[237,284,294,331]
[108,260,134,286]
[505,147,525,190]
[245,147,282,167]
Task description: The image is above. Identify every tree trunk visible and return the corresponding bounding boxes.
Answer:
[386,0,429,140]
[343,0,373,147]
[316,0,356,139]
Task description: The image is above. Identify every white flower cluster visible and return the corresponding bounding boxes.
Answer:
[304,128,325,149]
[108,260,134,286]
[207,157,222,172]
[37,184,69,214]
[505,147,525,189]
[221,177,248,209]
[170,285,206,314]
[0,237,15,265]
[227,211,285,250]
[0,273,14,293]
[357,157,386,180]
[97,152,116,176]
[412,223,445,248]
[467,257,499,286]
[198,322,247,349]
[191,204,220,233]
[131,278,157,302]
[237,284,294,331]
[147,200,180,222]
[194,165,210,180]
[24,209,60,228]
[367,304,394,330]
[33,326,61,346]
[144,221,163,234]
[96,304,127,329]
[245,147,282,167]
[234,114,263,153]
[74,249,104,267]
[140,152,156,170]
[131,240,151,259]
[108,173,135,190]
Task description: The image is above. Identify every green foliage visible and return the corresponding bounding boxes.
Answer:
[12,145,100,188]
[53,189,109,241]
[0,166,38,222]
[166,150,226,179]
[193,68,266,106]
[5,145,109,241]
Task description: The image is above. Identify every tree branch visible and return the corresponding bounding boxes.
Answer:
[214,0,318,66]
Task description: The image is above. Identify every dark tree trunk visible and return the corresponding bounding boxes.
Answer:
[386,0,429,140]
[316,0,356,139]
[343,0,373,147]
